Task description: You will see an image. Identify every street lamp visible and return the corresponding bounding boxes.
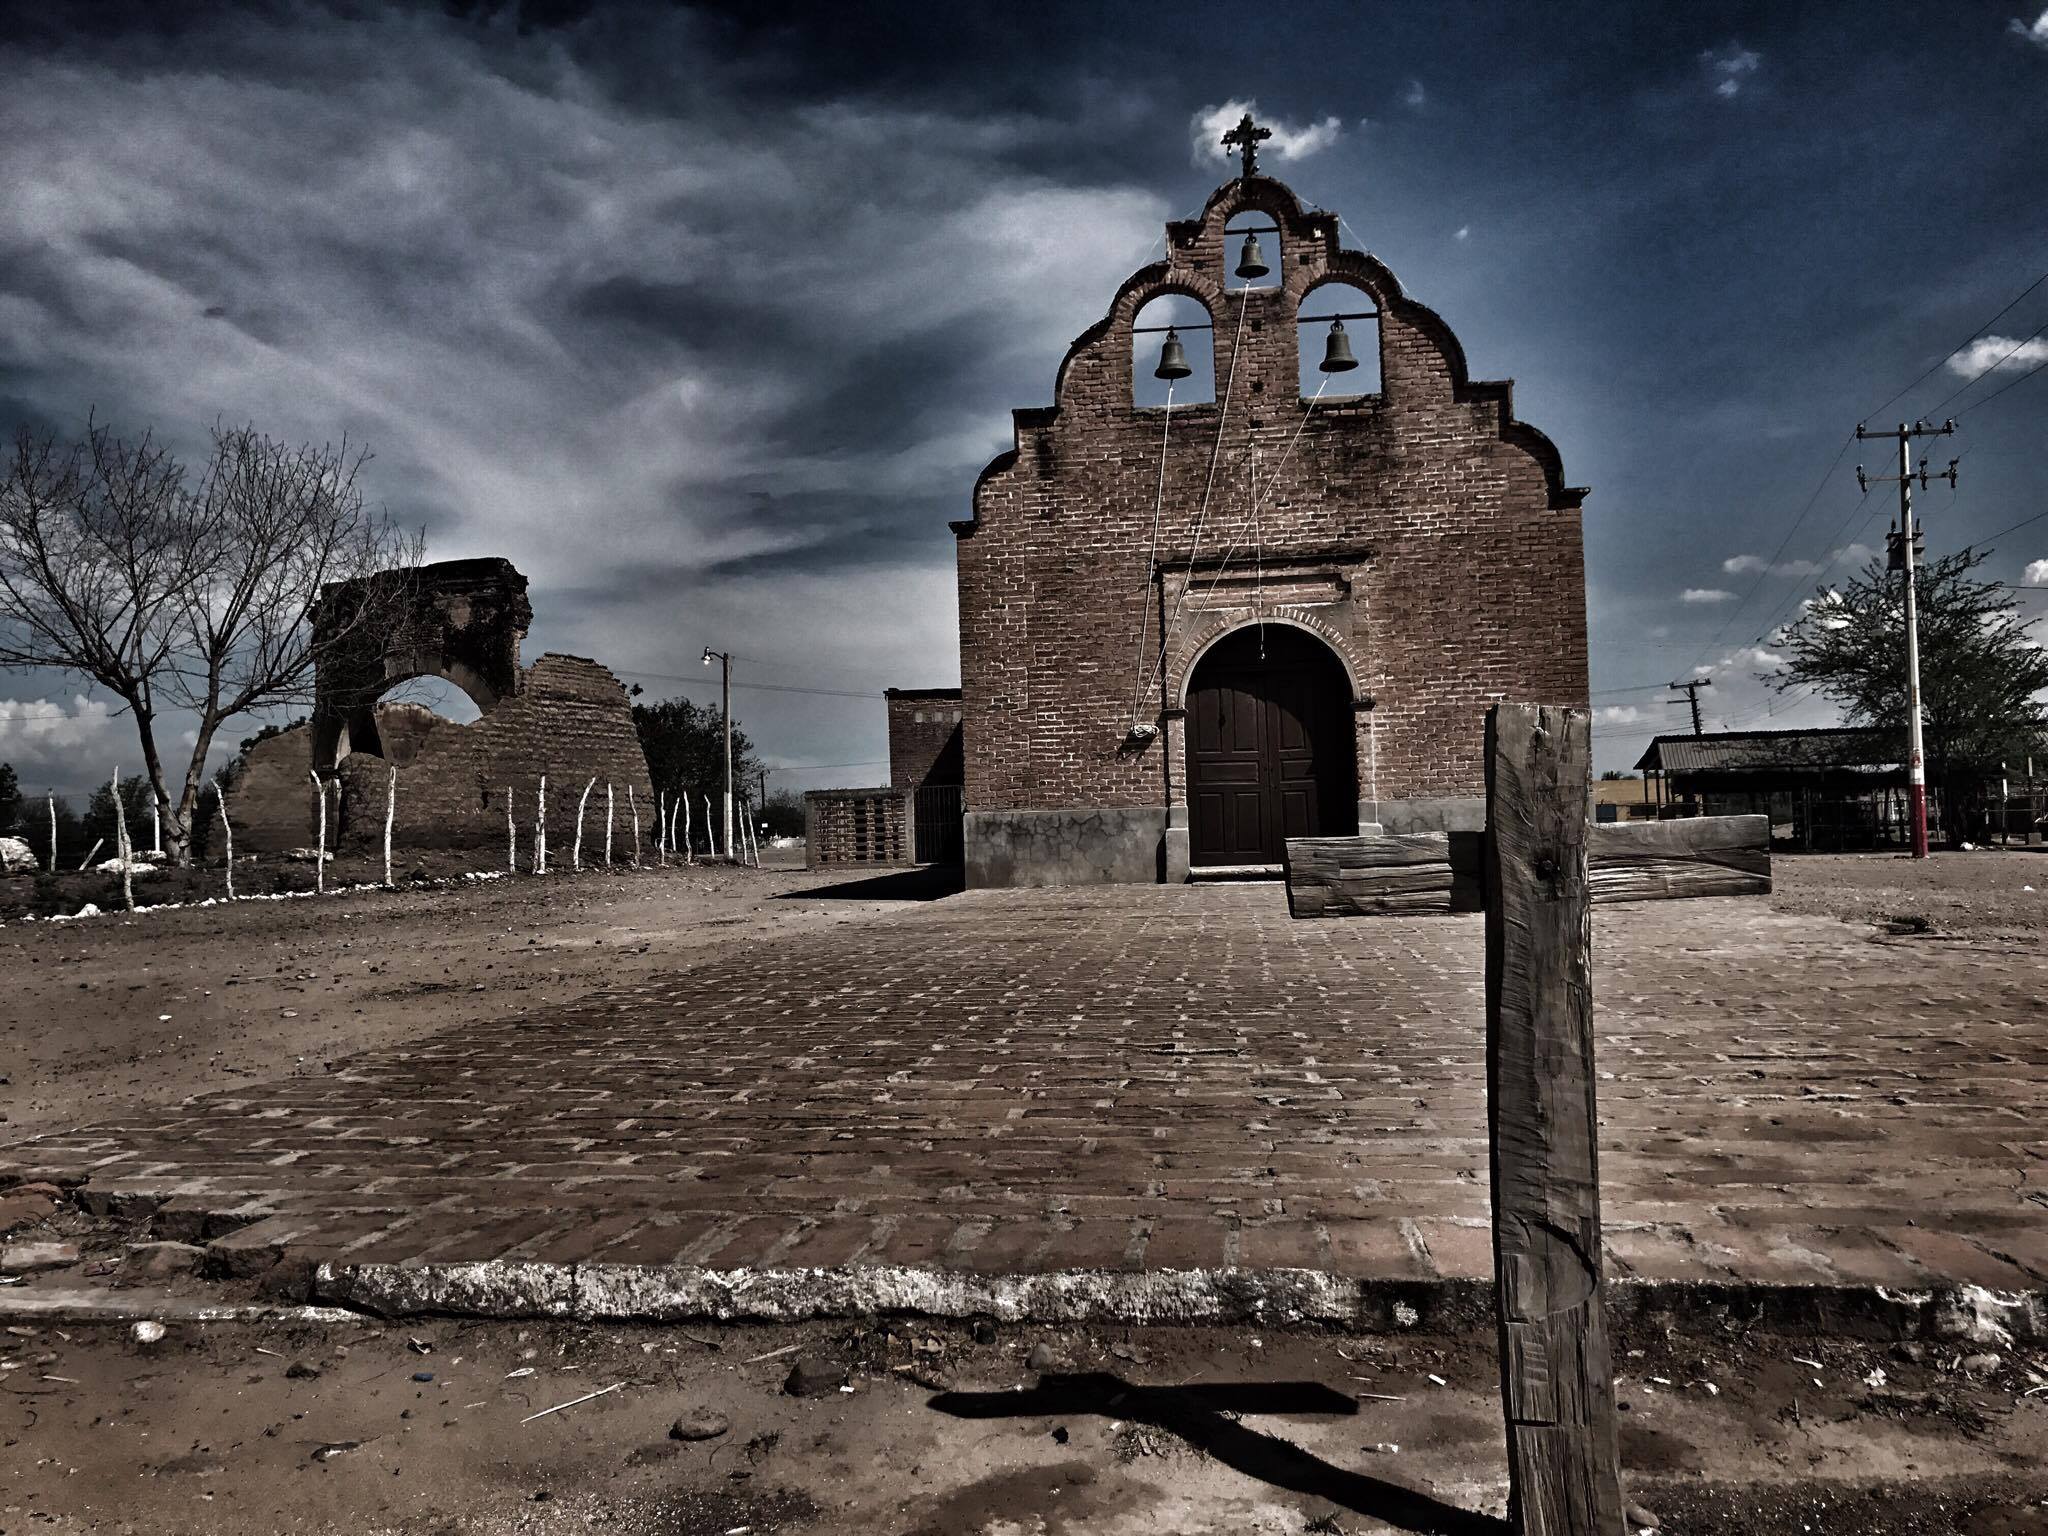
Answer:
[702,646,733,860]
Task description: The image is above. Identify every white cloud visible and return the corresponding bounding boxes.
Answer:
[2023,558,2048,585]
[1701,43,1762,97]
[1946,333,2048,379]
[1404,80,1427,110]
[1720,542,1875,578]
[1455,225,1470,241]
[1682,587,1736,603]
[1190,100,1342,169]
[1596,704,1649,725]
[2012,10,2048,49]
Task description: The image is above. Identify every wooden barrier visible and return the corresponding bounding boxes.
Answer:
[1285,815,1768,918]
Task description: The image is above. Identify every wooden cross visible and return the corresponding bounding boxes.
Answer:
[1221,113,1272,179]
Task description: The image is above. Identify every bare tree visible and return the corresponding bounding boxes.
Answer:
[0,416,418,864]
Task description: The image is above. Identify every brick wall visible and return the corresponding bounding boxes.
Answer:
[804,788,910,867]
[954,172,1588,852]
[234,653,654,856]
[884,687,964,789]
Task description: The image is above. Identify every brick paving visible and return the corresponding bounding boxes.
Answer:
[10,886,2047,1291]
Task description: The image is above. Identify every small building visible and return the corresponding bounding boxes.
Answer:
[1633,727,1908,849]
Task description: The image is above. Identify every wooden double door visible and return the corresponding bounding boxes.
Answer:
[1186,625,1358,867]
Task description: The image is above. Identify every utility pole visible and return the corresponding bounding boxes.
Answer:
[1857,419,1958,860]
[1667,676,1711,737]
[702,646,733,860]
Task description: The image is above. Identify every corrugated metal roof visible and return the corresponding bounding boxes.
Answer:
[1634,727,1896,775]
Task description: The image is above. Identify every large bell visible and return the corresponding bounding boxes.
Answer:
[1320,317,1360,374]
[1153,327,1193,381]
[1235,232,1270,280]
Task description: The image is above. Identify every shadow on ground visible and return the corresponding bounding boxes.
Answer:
[929,1373,1506,1536]
[781,865,966,901]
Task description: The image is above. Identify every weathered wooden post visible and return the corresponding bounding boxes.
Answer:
[605,781,615,867]
[628,783,641,867]
[1484,703,1625,1536]
[506,784,516,873]
[535,774,548,875]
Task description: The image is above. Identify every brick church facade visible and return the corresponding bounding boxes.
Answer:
[948,144,1588,886]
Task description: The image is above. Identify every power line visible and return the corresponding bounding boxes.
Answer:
[1681,434,1856,675]
[1861,266,2048,421]
[1929,315,2048,416]
[1955,350,2048,419]
[615,667,883,700]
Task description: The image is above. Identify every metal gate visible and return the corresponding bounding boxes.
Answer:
[912,785,964,866]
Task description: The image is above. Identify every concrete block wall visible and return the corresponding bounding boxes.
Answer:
[804,788,910,868]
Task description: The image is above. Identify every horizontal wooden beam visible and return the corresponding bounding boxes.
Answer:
[1285,815,1769,918]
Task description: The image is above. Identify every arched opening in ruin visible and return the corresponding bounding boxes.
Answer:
[1131,292,1214,408]
[330,671,488,768]
[1184,622,1358,868]
[1297,281,1381,399]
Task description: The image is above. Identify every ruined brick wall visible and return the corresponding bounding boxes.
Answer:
[955,172,1588,863]
[235,654,653,855]
[803,788,910,868]
[885,688,964,789]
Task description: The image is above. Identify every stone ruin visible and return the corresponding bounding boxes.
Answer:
[234,557,653,854]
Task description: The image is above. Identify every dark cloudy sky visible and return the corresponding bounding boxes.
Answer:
[4,0,2047,801]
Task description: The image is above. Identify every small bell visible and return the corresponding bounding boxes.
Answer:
[1320,317,1359,374]
[1153,327,1193,381]
[1235,232,1270,280]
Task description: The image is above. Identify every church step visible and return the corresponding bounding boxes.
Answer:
[1186,863,1284,883]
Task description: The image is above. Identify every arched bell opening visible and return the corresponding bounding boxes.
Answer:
[1183,623,1359,868]
[1297,281,1381,399]
[1132,292,1215,408]
[1224,211,1283,292]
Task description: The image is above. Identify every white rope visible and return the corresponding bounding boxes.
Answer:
[1196,373,1332,618]
[1140,284,1253,704]
[1129,378,1176,723]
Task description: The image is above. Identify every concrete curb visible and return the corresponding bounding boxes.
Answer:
[0,1288,363,1326]
[313,1261,2048,1344]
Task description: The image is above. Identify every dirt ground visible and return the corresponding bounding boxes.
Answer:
[1,1310,2043,1536]
[0,851,927,1140]
[1771,847,2048,937]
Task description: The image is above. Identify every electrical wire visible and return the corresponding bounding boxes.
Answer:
[1927,315,2048,417]
[1860,266,2048,421]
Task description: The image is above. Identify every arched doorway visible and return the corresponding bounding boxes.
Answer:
[1185,625,1358,867]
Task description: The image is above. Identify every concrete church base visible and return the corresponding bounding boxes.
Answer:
[966,806,1178,888]
[1367,796,1489,835]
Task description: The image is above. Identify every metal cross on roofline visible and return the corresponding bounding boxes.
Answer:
[1221,113,1272,179]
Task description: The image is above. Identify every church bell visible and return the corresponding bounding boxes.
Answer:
[1319,317,1360,373]
[1153,327,1193,381]
[1234,232,1270,280]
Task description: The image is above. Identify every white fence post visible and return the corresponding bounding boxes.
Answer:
[605,782,615,867]
[311,770,327,894]
[506,784,516,872]
[629,784,641,867]
[111,767,134,911]
[218,788,235,900]
[383,765,398,888]
[46,793,56,875]
[573,777,596,871]
[536,775,548,874]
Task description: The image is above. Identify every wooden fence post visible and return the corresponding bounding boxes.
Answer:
[218,788,235,900]
[1484,703,1625,1536]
